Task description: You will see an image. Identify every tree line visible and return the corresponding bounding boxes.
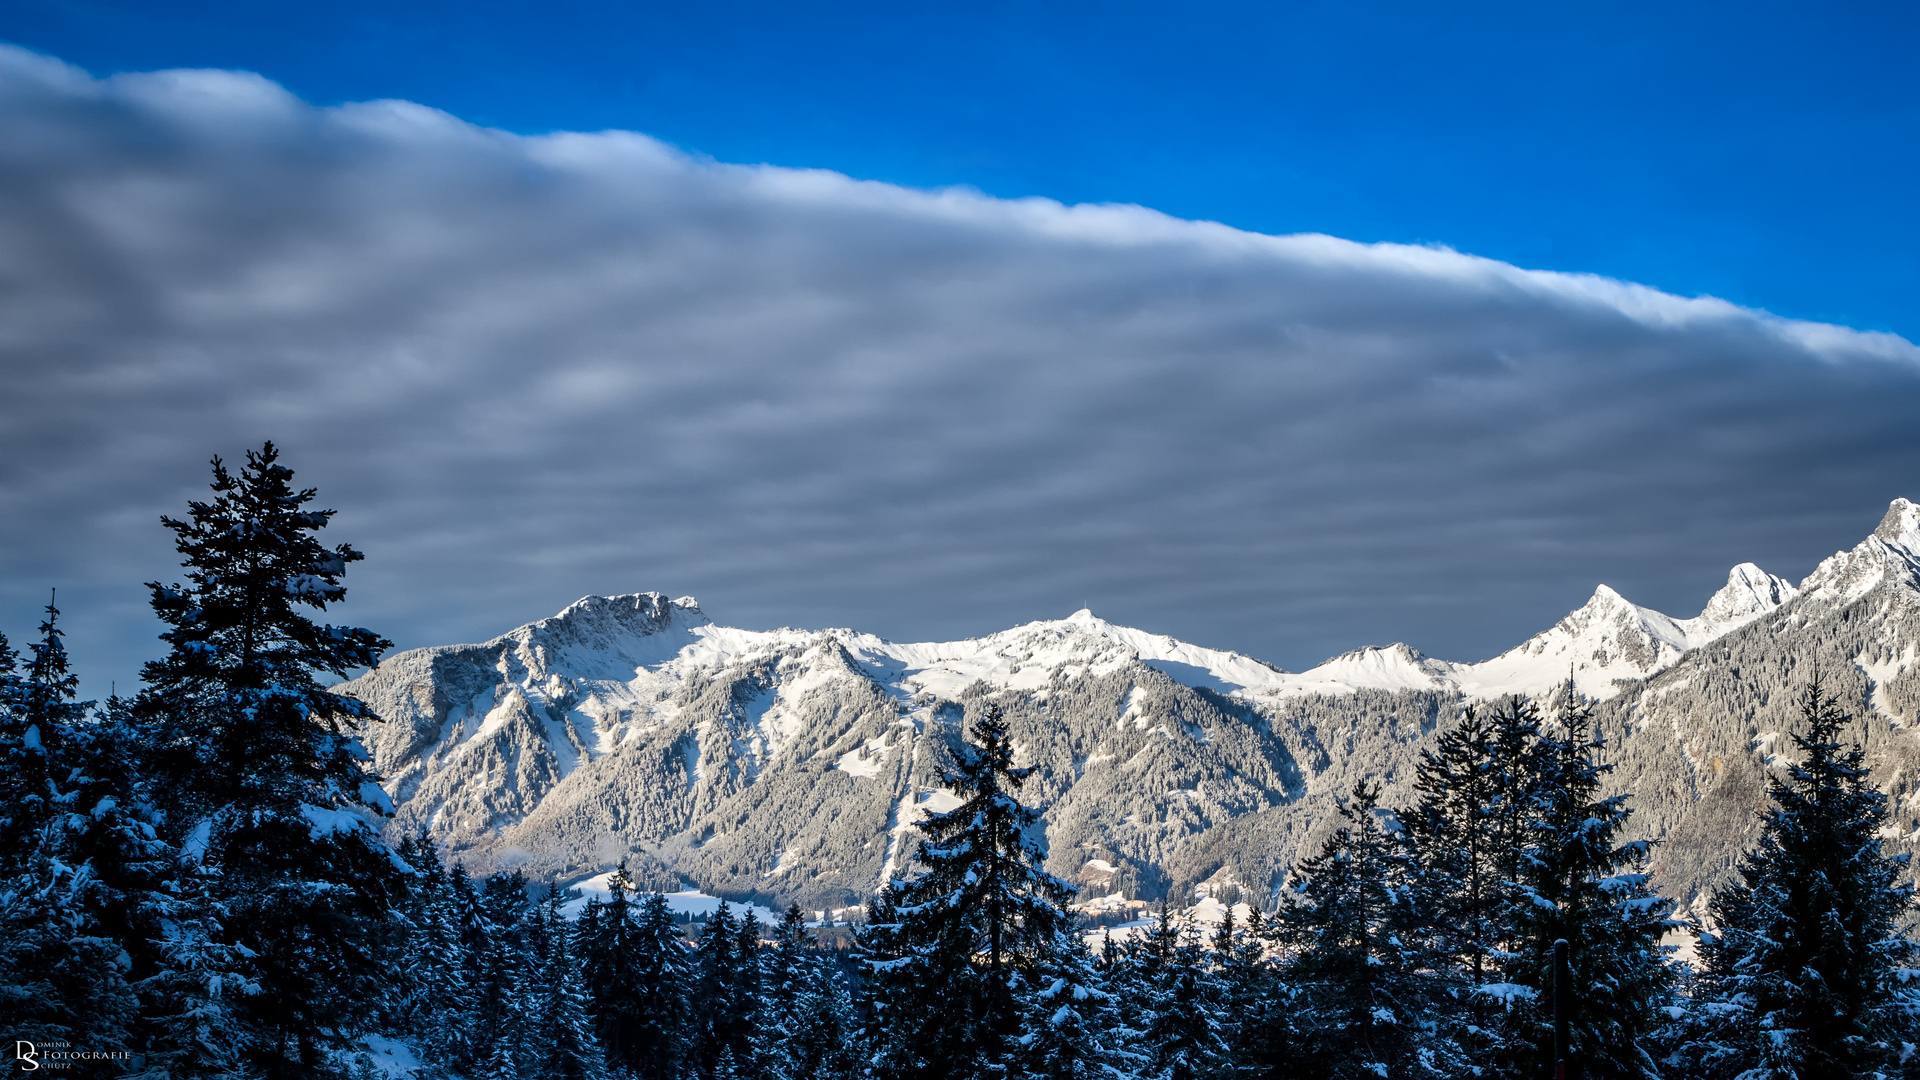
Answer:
[3,443,1917,1079]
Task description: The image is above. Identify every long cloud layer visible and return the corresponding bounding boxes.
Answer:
[3,45,1919,690]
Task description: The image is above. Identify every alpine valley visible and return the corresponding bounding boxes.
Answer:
[341,499,1920,917]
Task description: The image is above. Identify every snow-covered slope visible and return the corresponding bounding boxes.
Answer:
[340,500,1920,913]
[1449,562,1799,702]
[1595,498,1920,907]
[1249,560,1798,704]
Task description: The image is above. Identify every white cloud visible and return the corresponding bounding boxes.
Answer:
[2,44,1918,691]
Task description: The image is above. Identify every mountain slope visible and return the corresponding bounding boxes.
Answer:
[1598,498,1920,908]
[341,500,1919,913]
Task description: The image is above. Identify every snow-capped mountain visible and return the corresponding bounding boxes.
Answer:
[1598,498,1920,907]
[1234,560,1798,703]
[341,499,1920,912]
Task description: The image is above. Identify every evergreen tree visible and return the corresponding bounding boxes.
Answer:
[0,597,152,1060]
[1493,687,1677,1080]
[757,904,812,1080]
[853,883,912,1075]
[0,601,80,868]
[533,887,608,1080]
[1092,904,1174,1080]
[470,920,532,1075]
[1010,931,1126,1080]
[133,863,259,1080]
[1277,783,1438,1079]
[1143,962,1228,1080]
[577,865,691,1080]
[1208,903,1292,1075]
[1403,703,1513,993]
[134,443,402,1078]
[733,907,772,1079]
[790,954,860,1080]
[1230,907,1298,1080]
[857,704,1079,1080]
[390,831,478,1067]
[693,900,750,1075]
[1686,674,1919,1079]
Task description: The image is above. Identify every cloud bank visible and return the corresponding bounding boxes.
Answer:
[3,45,1918,689]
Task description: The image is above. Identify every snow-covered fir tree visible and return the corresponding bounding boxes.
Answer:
[790,950,861,1080]
[1682,674,1920,1079]
[691,900,760,1076]
[134,862,260,1080]
[1491,686,1678,1080]
[1277,782,1452,1079]
[134,444,403,1077]
[576,863,692,1080]
[532,886,609,1080]
[856,703,1079,1080]
[1401,702,1518,995]
[390,831,479,1067]
[1211,904,1284,1073]
[1143,963,1228,1080]
[0,599,148,1054]
[1008,931,1126,1080]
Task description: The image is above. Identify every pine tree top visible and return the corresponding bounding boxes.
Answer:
[140,442,390,706]
[136,442,394,814]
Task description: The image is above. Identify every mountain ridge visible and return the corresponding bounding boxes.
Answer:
[341,498,1920,911]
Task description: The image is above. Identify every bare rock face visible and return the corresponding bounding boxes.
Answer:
[339,500,1920,914]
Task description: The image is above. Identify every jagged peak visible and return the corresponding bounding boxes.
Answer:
[1697,562,1797,623]
[1873,497,1920,550]
[1799,497,1920,601]
[547,591,707,625]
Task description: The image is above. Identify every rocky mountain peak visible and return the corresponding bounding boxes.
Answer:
[1873,497,1920,554]
[1800,499,1920,603]
[1697,563,1798,623]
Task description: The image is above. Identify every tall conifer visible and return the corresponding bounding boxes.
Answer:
[135,443,402,1078]
[858,704,1078,1080]
[1495,686,1677,1080]
[1688,674,1919,1078]
[1277,783,1437,1078]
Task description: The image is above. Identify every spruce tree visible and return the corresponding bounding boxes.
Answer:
[576,865,691,1080]
[534,887,609,1080]
[693,900,749,1075]
[852,882,909,1074]
[134,443,402,1078]
[1231,907,1299,1080]
[1009,932,1124,1080]
[1687,674,1919,1078]
[1494,686,1677,1080]
[758,904,812,1080]
[1212,904,1279,1071]
[1277,783,1438,1079]
[0,598,150,1058]
[733,906,772,1079]
[1403,703,1513,994]
[791,953,861,1080]
[387,831,464,1062]
[857,703,1078,1080]
[133,864,259,1080]
[1143,962,1229,1080]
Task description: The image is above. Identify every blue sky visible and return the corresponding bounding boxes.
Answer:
[13,1,1916,336]
[1,3,1917,691]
